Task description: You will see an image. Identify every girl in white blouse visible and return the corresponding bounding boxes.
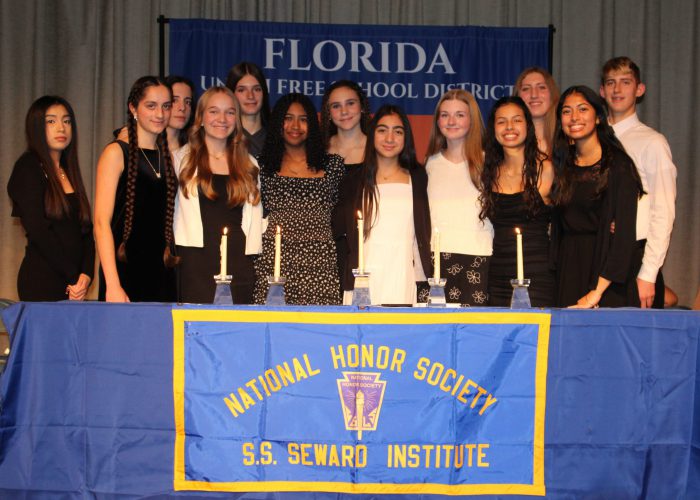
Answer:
[422,90,493,306]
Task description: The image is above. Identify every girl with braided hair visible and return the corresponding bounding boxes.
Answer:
[94,76,178,302]
[173,86,262,304]
[480,96,555,307]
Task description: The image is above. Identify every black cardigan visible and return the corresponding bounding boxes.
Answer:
[551,148,642,305]
[332,166,432,292]
[591,150,642,287]
[7,151,95,293]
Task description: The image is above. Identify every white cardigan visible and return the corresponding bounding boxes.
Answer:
[172,145,265,254]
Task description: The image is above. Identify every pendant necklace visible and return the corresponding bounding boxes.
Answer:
[56,166,67,181]
[140,148,161,178]
[379,166,401,181]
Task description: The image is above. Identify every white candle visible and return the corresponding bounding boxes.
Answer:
[273,225,282,279]
[515,227,524,281]
[220,227,228,277]
[433,228,440,280]
[357,210,364,273]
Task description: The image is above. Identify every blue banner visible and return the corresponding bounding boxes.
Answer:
[168,19,550,118]
[2,303,699,498]
[173,308,550,495]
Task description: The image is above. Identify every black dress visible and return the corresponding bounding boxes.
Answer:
[253,154,344,305]
[7,152,95,301]
[177,175,255,304]
[98,141,176,302]
[555,161,641,308]
[488,191,555,307]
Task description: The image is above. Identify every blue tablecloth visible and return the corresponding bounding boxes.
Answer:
[0,302,698,499]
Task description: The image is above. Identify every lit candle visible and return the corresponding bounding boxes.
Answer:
[220,227,228,277]
[273,225,282,279]
[357,210,364,273]
[515,227,524,281]
[433,228,440,280]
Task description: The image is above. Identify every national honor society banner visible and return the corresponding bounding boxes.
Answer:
[172,308,551,495]
[168,20,549,155]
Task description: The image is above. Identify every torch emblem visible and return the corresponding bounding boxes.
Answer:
[337,372,386,440]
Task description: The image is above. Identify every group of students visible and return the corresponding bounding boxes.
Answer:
[7,56,676,309]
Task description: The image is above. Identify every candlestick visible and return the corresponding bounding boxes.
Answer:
[219,227,228,277]
[433,228,440,280]
[357,210,364,273]
[515,227,524,281]
[273,225,282,279]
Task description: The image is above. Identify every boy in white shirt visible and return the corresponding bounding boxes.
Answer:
[600,56,677,308]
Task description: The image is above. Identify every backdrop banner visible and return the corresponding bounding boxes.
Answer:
[168,19,550,155]
[172,308,550,495]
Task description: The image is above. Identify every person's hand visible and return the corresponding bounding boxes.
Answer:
[67,273,91,301]
[637,278,655,308]
[106,284,130,303]
[569,290,602,309]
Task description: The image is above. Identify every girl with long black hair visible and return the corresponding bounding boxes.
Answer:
[481,96,556,307]
[8,96,94,301]
[552,86,644,308]
[334,104,432,305]
[253,93,344,305]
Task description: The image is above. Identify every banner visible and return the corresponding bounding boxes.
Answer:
[172,308,551,495]
[168,20,550,156]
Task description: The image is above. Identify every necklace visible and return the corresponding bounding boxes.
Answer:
[56,166,67,181]
[140,148,161,178]
[379,166,401,181]
[209,151,225,160]
[282,153,308,177]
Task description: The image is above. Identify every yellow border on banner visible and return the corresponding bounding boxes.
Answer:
[172,308,550,496]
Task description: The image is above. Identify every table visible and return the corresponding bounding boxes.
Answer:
[0,302,698,499]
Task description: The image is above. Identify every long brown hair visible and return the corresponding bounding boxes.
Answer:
[118,76,179,267]
[179,86,260,207]
[514,67,560,155]
[425,89,484,187]
[25,95,91,226]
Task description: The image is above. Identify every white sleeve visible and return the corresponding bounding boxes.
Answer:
[638,135,677,283]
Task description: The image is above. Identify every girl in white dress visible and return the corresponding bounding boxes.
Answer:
[335,105,432,305]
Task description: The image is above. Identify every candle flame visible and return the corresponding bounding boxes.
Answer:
[223,227,228,235]
[515,227,521,235]
[276,225,281,234]
[356,210,362,220]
